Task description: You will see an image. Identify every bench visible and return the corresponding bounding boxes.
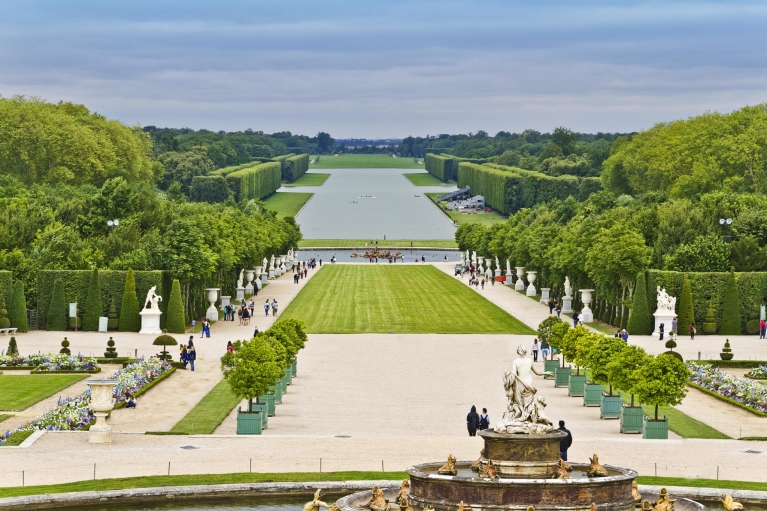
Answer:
[0,328,18,335]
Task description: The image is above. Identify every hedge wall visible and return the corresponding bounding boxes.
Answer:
[272,154,295,178]
[38,270,169,330]
[0,271,11,310]
[284,154,310,182]
[190,175,231,203]
[457,163,520,215]
[225,162,282,201]
[645,270,767,334]
[578,177,603,201]
[425,154,487,182]
[210,158,276,177]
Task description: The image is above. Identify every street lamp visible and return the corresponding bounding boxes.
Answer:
[719,218,733,243]
[107,219,120,228]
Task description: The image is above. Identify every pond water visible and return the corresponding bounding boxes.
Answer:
[288,169,458,240]
[297,249,462,263]
[57,493,333,511]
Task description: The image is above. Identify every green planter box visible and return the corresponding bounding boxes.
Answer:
[251,402,268,429]
[284,367,293,385]
[568,374,586,397]
[544,360,559,380]
[583,383,603,406]
[620,405,644,434]
[642,415,669,439]
[236,409,262,435]
[554,366,571,388]
[291,358,297,377]
[280,376,288,393]
[260,393,276,417]
[270,383,283,404]
[600,392,622,419]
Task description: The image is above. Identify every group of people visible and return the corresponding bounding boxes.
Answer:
[198,318,211,337]
[529,338,551,362]
[465,406,491,436]
[264,298,279,317]
[179,336,197,371]
[293,260,312,283]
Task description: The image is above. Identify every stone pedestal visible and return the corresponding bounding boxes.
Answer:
[270,268,277,278]
[261,273,269,285]
[139,309,162,335]
[515,267,525,291]
[254,279,262,290]
[526,271,537,297]
[562,296,573,313]
[653,311,675,337]
[87,379,117,444]
[580,289,594,323]
[236,286,245,301]
[221,296,231,308]
[540,288,550,304]
[495,269,502,279]
[205,288,220,322]
[505,271,515,286]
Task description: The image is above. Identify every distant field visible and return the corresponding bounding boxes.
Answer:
[262,192,314,219]
[279,265,533,334]
[403,173,449,186]
[425,193,506,226]
[283,173,330,187]
[310,154,423,169]
[298,239,458,248]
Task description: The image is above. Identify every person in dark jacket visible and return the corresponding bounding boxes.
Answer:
[558,420,572,461]
[466,405,480,436]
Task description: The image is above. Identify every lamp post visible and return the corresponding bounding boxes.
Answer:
[719,218,733,243]
[107,219,120,228]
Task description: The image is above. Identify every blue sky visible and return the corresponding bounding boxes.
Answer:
[1,1,765,138]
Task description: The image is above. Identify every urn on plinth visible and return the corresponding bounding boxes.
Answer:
[515,266,526,291]
[205,288,220,321]
[526,271,537,296]
[245,270,255,295]
[580,289,595,322]
[87,379,118,444]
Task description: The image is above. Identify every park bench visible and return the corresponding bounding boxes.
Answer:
[0,328,18,335]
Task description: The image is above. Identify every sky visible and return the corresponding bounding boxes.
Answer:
[1,1,766,138]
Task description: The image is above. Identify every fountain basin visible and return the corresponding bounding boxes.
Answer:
[479,430,565,478]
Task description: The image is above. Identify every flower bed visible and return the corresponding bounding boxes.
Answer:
[687,361,767,415]
[745,365,767,380]
[0,357,173,446]
[0,353,99,372]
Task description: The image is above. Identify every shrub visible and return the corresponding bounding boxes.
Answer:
[8,280,28,332]
[220,336,283,410]
[0,301,9,329]
[634,354,689,420]
[0,271,11,310]
[606,345,650,406]
[746,319,760,335]
[60,337,71,355]
[104,337,118,358]
[189,175,231,203]
[107,298,118,330]
[663,339,683,362]
[153,331,178,361]
[7,336,19,356]
[225,162,281,201]
[627,272,652,335]
[676,275,694,338]
[703,300,717,334]
[582,336,626,395]
[719,269,742,335]
[165,279,185,334]
[46,279,68,331]
[118,269,141,332]
[537,316,565,359]
[83,268,103,331]
[720,339,734,361]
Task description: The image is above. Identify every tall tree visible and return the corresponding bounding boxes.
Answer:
[118,269,141,332]
[676,275,695,335]
[221,336,283,412]
[46,278,68,331]
[719,269,742,335]
[83,268,103,331]
[627,272,652,334]
[165,279,185,334]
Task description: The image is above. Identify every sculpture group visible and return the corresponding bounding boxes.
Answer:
[494,345,553,434]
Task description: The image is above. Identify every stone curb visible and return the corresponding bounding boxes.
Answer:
[0,480,400,510]
[639,485,767,504]
[0,431,45,449]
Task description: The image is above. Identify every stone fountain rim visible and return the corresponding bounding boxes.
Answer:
[478,429,567,440]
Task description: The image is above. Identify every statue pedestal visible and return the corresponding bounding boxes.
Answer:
[221,296,231,308]
[236,287,245,301]
[515,279,525,291]
[206,305,218,322]
[245,283,254,296]
[254,279,262,290]
[268,270,275,279]
[653,310,675,337]
[494,269,502,279]
[581,307,594,323]
[139,309,162,335]
[562,296,573,313]
[539,288,550,304]
[526,284,537,296]
[261,274,268,286]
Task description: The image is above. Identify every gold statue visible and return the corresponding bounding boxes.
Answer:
[304,489,335,511]
[438,454,458,475]
[642,501,653,511]
[479,459,498,479]
[590,505,598,511]
[632,481,642,506]
[553,459,571,479]
[399,497,414,511]
[457,502,466,511]
[721,494,743,511]
[395,480,411,501]
[423,506,435,511]
[470,449,485,472]
[526,507,535,511]
[652,488,676,511]
[370,487,391,511]
[587,454,609,477]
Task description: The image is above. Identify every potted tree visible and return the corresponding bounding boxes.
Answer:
[634,354,689,439]
[606,345,650,433]
[537,316,567,379]
[582,336,626,414]
[560,326,589,394]
[571,332,599,399]
[152,331,178,361]
[259,332,288,417]
[279,318,307,377]
[554,325,579,388]
[221,336,283,435]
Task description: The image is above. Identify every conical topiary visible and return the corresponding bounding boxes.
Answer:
[118,269,140,332]
[60,337,71,355]
[8,280,28,332]
[702,300,717,334]
[627,272,652,335]
[46,279,68,331]
[107,298,118,330]
[719,269,742,335]
[104,336,118,358]
[165,279,185,334]
[720,339,734,361]
[7,336,18,356]
[83,268,102,331]
[0,300,9,329]
[677,275,694,338]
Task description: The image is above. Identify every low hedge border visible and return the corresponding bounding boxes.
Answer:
[700,360,767,368]
[30,368,101,374]
[0,429,33,447]
[95,357,136,366]
[688,382,767,417]
[112,367,176,410]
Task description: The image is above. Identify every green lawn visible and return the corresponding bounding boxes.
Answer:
[283,173,330,186]
[279,265,533,334]
[0,414,11,423]
[310,154,423,169]
[634,476,767,492]
[169,379,241,434]
[0,429,32,447]
[403,173,449,186]
[298,239,458,248]
[0,374,89,411]
[262,192,314,219]
[425,193,506,226]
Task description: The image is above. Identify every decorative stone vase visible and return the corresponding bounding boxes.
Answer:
[554,366,571,388]
[236,408,262,435]
[620,405,644,433]
[583,382,603,406]
[245,270,255,295]
[543,359,559,380]
[87,379,118,444]
[526,271,537,297]
[205,288,220,321]
[579,289,594,322]
[477,256,485,267]
[260,392,276,417]
[568,373,586,397]
[642,415,669,439]
[600,392,622,419]
[515,267,525,291]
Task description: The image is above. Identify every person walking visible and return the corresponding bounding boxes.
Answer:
[466,405,480,437]
[658,322,665,342]
[187,340,196,372]
[671,316,678,340]
[226,341,234,354]
[555,302,562,318]
[481,278,485,290]
[558,420,572,461]
[479,408,490,431]
[541,339,550,359]
[760,319,766,339]
[548,298,555,314]
[572,311,579,328]
[180,345,189,369]
[264,299,270,316]
[531,338,540,362]
[249,300,255,318]
[621,329,629,342]
[272,299,279,317]
[689,322,696,340]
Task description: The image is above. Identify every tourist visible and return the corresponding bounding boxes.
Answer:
[466,405,480,437]
[226,341,234,353]
[658,322,665,341]
[615,329,621,338]
[187,340,196,372]
[125,393,137,408]
[481,278,485,290]
[319,259,322,266]
[304,267,308,278]
[689,322,696,340]
[621,329,629,342]
[204,318,211,338]
[558,420,572,461]
[760,319,766,339]
[242,307,250,325]
[272,299,279,317]
[531,338,540,362]
[180,345,189,369]
[253,283,258,296]
[421,255,425,263]
[264,299,270,316]
[555,302,562,318]
[479,408,490,431]
[572,311,579,328]
[237,307,243,325]
[671,316,678,340]
[548,298,556,314]
[249,299,255,318]
[541,339,550,359]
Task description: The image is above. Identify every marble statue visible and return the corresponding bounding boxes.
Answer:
[263,257,269,270]
[587,454,608,477]
[656,287,677,312]
[237,270,244,288]
[438,454,457,475]
[465,250,469,263]
[479,459,498,479]
[564,276,571,298]
[494,345,553,434]
[270,254,275,268]
[304,489,338,511]
[143,286,162,311]
[495,256,500,270]
[471,251,476,264]
[506,259,511,275]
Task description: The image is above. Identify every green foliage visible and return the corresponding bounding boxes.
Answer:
[729,236,767,271]
[189,176,231,203]
[46,279,68,331]
[677,275,695,335]
[283,154,310,182]
[627,272,652,334]
[606,344,650,406]
[582,336,626,394]
[60,337,71,355]
[425,154,485,181]
[719,269,742,335]
[82,268,102,331]
[7,336,18,356]
[118,269,141,332]
[104,336,117,358]
[665,235,731,272]
[703,300,717,334]
[559,325,590,368]
[0,272,11,313]
[225,162,281,201]
[536,316,564,351]
[220,336,283,411]
[634,354,690,420]
[107,298,118,330]
[8,280,28,332]
[165,279,185,334]
[720,339,734,360]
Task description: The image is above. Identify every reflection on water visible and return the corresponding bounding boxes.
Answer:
[56,494,334,511]
[297,249,462,263]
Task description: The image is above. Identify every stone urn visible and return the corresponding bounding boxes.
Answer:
[245,270,255,295]
[526,271,537,297]
[477,256,485,267]
[515,266,525,291]
[579,289,595,322]
[88,379,118,444]
[205,288,220,321]
[254,267,263,290]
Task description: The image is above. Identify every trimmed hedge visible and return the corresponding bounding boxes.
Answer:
[457,163,519,214]
[425,154,487,182]
[46,279,68,331]
[210,158,276,177]
[9,280,28,332]
[83,268,102,331]
[112,367,177,409]
[38,270,168,331]
[225,162,281,201]
[0,271,11,310]
[283,154,309,182]
[166,279,185,334]
[719,270,742,335]
[272,154,295,177]
[688,382,767,417]
[677,275,695,336]
[118,269,141,332]
[190,175,231,203]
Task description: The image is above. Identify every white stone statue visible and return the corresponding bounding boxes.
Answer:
[236,270,244,289]
[506,259,511,274]
[656,286,677,312]
[495,256,500,270]
[564,276,571,298]
[494,345,553,435]
[263,257,269,271]
[143,286,162,311]
[471,251,477,264]
[270,254,275,269]
[465,250,470,263]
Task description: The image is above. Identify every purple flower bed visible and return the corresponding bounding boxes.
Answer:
[688,361,767,414]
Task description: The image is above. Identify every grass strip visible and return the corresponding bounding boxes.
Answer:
[635,476,767,492]
[0,429,33,447]
[262,192,314,219]
[740,436,767,441]
[0,374,89,411]
[0,471,409,498]
[0,413,12,423]
[618,392,730,439]
[298,239,458,248]
[113,368,176,410]
[169,378,241,434]
[425,193,506,226]
[403,173,448,186]
[309,154,422,169]
[688,382,767,417]
[283,173,330,186]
